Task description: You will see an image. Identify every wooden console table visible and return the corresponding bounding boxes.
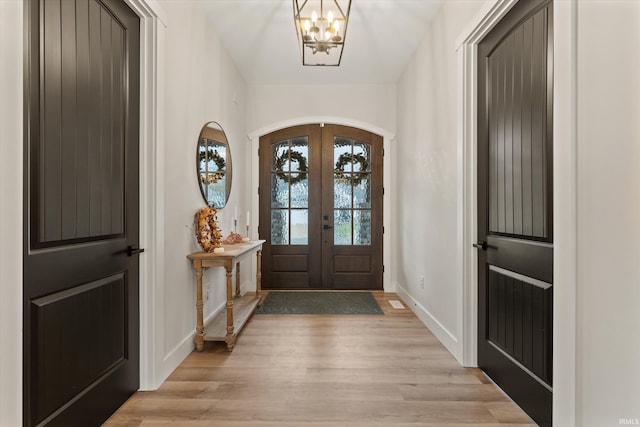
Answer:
[187,240,265,351]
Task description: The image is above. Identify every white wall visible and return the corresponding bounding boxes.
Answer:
[157,0,249,380]
[247,84,396,135]
[0,1,23,425]
[247,85,396,133]
[575,1,640,425]
[395,0,485,362]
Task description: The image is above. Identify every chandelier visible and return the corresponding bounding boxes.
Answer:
[293,0,351,66]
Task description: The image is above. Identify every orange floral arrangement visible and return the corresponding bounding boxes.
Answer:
[222,231,245,244]
[194,206,222,252]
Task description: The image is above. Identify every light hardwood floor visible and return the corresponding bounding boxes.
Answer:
[105,292,535,426]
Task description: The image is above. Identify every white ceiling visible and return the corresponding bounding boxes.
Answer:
[199,0,445,85]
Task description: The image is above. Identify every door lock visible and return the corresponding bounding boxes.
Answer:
[322,224,333,230]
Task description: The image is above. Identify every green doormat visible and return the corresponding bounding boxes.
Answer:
[256,292,384,315]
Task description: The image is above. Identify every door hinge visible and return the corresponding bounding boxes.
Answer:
[382,187,385,195]
[257,186,260,196]
[383,265,385,273]
[382,226,385,234]
[257,147,260,157]
[383,148,385,156]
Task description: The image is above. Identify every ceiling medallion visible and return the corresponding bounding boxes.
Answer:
[293,0,351,66]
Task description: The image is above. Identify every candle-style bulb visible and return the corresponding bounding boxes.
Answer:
[311,11,317,24]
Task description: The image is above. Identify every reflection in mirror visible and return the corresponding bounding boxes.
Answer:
[197,121,232,208]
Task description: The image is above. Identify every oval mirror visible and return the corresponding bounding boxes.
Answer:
[197,121,232,208]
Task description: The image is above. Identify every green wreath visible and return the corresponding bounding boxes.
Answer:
[334,153,369,186]
[274,149,308,185]
[199,148,226,184]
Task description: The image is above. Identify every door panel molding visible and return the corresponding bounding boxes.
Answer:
[489,265,552,290]
[31,274,128,422]
[488,341,553,391]
[486,235,553,283]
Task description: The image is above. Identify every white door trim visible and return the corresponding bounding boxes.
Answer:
[456,0,519,371]
[123,0,167,391]
[0,1,24,425]
[247,117,395,293]
[456,0,578,425]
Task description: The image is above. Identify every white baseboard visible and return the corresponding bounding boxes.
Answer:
[395,282,462,364]
[158,299,226,385]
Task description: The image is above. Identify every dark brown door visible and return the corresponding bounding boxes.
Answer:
[23,0,141,425]
[259,124,383,290]
[477,1,553,426]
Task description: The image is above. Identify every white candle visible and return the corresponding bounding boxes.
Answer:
[213,247,224,254]
[246,210,250,228]
[234,205,238,220]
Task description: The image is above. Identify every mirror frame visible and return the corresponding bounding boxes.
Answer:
[197,121,232,208]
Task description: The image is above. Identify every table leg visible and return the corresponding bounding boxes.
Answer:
[256,249,263,303]
[194,260,205,352]
[235,262,241,297]
[225,265,236,351]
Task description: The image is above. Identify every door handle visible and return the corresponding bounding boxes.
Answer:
[472,241,488,251]
[322,224,333,230]
[127,245,145,256]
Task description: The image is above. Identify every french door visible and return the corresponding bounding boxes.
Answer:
[259,124,383,290]
[476,1,553,426]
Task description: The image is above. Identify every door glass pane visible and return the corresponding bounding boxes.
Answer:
[354,210,371,245]
[271,173,289,208]
[334,210,352,245]
[271,210,289,245]
[290,173,308,208]
[333,137,372,246]
[352,142,371,171]
[271,141,289,171]
[270,137,309,246]
[353,174,371,209]
[290,138,309,172]
[334,138,352,171]
[334,174,352,208]
[290,209,308,245]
